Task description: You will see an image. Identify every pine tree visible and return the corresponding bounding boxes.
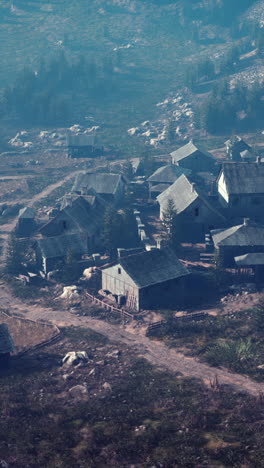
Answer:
[122,208,139,248]
[162,199,180,249]
[102,207,123,257]
[5,233,24,275]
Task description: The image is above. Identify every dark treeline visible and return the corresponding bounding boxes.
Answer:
[196,79,264,134]
[0,51,119,126]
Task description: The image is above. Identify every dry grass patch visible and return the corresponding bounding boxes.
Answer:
[0,310,59,354]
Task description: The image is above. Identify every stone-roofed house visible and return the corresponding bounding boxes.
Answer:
[0,323,15,367]
[217,160,264,221]
[39,196,105,253]
[157,175,226,242]
[15,207,36,237]
[147,164,191,198]
[211,218,264,267]
[170,141,216,173]
[72,172,126,204]
[102,247,190,311]
[225,135,252,161]
[35,233,87,273]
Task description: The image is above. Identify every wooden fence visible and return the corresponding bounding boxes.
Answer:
[146,311,209,333]
[85,291,135,320]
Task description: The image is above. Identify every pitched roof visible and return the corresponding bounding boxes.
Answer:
[225,135,250,150]
[211,221,264,247]
[18,207,35,219]
[37,233,87,259]
[150,183,172,194]
[0,323,15,354]
[147,164,191,184]
[219,162,264,194]
[118,247,189,288]
[40,196,105,237]
[67,134,95,146]
[235,253,264,266]
[170,141,214,163]
[157,174,224,220]
[72,172,124,195]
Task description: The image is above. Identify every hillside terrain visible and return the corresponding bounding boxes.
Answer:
[1,0,264,151]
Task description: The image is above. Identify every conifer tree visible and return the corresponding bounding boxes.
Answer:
[5,233,24,275]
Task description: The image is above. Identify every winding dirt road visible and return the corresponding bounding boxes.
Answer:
[0,283,263,397]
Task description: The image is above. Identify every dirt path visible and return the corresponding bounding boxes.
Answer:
[0,283,263,396]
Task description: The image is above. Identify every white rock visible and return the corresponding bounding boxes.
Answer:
[62,351,88,366]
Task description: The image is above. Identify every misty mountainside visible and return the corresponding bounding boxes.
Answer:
[0,0,264,149]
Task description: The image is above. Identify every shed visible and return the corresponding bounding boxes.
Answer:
[225,135,251,161]
[15,207,36,237]
[102,247,190,311]
[67,134,103,158]
[171,141,216,173]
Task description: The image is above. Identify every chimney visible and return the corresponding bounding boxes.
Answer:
[191,183,196,193]
[256,156,261,164]
[243,218,250,226]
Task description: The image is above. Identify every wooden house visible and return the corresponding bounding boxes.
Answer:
[211,219,264,267]
[147,164,191,199]
[101,247,189,311]
[170,141,216,173]
[35,232,87,273]
[72,172,126,204]
[217,161,264,222]
[39,196,105,253]
[0,323,15,367]
[157,175,226,242]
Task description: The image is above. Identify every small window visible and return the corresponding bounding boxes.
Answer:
[194,207,199,217]
[118,267,121,275]
[62,220,67,229]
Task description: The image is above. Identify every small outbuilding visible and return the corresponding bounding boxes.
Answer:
[67,134,103,158]
[15,207,36,237]
[0,323,15,367]
[101,247,190,311]
[225,135,252,161]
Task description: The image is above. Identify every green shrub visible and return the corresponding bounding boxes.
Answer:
[205,338,257,371]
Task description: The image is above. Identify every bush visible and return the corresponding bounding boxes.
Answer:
[205,338,257,371]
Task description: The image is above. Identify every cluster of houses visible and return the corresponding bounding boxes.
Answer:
[12,134,264,311]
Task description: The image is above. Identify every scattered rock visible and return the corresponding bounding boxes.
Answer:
[62,351,88,366]
[102,382,112,392]
[69,384,88,398]
[106,350,121,359]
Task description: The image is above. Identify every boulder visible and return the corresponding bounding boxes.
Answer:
[102,382,112,392]
[62,351,88,366]
[69,384,88,398]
